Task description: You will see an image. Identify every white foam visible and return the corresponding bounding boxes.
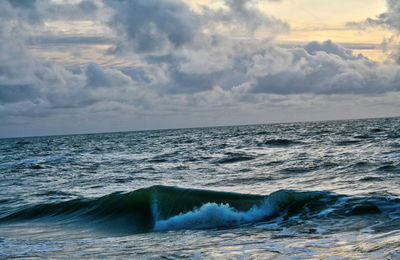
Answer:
[153,196,283,231]
[152,190,318,231]
[0,154,65,167]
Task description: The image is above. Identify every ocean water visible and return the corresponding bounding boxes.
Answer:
[0,117,399,259]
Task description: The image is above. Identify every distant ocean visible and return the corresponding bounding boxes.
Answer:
[1,117,399,259]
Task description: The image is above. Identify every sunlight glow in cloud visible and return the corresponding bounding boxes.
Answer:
[0,0,399,137]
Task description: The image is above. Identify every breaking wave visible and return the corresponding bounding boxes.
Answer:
[1,185,399,234]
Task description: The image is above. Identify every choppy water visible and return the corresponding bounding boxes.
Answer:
[1,117,399,259]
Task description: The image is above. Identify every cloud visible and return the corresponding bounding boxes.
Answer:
[1,0,101,28]
[347,0,400,63]
[0,0,139,115]
[42,0,100,21]
[0,84,37,104]
[303,40,358,60]
[102,0,400,98]
[132,38,400,96]
[352,0,400,31]
[105,0,199,53]
[206,0,290,36]
[143,53,224,94]
[105,0,289,54]
[2,0,400,102]
[1,0,400,137]
[28,35,111,45]
[85,63,132,89]
[249,41,400,95]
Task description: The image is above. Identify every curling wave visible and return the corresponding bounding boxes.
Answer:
[1,185,398,234]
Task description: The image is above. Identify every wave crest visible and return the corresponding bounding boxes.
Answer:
[1,186,398,234]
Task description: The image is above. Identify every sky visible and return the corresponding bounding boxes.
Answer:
[0,0,399,138]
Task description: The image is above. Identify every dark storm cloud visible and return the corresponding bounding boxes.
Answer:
[215,0,290,35]
[0,2,40,105]
[85,63,132,89]
[167,70,223,94]
[0,84,38,104]
[348,0,400,31]
[3,0,41,24]
[304,40,358,60]
[44,0,99,20]
[2,0,100,25]
[7,0,36,8]
[144,54,223,93]
[105,0,199,53]
[104,0,289,54]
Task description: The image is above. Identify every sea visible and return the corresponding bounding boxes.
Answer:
[0,117,399,259]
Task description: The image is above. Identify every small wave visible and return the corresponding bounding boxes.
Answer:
[147,152,180,163]
[30,164,44,169]
[37,190,74,197]
[335,140,361,146]
[359,176,385,182]
[352,161,371,168]
[171,137,196,144]
[262,160,285,166]
[148,158,169,163]
[370,128,383,133]
[377,165,398,172]
[388,153,400,158]
[15,141,31,145]
[387,133,400,139]
[256,131,270,136]
[0,154,65,167]
[354,134,371,139]
[263,139,300,147]
[346,203,381,215]
[279,167,314,174]
[215,153,255,164]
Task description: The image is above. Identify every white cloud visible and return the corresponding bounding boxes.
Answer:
[249,41,400,95]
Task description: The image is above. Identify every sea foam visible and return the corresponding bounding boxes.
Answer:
[153,202,271,231]
[153,190,297,231]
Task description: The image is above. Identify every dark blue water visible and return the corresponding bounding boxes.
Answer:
[1,117,399,258]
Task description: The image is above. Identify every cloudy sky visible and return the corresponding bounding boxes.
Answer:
[0,0,399,137]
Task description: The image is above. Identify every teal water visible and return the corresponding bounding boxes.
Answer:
[1,117,400,258]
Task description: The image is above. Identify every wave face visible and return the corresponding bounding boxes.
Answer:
[263,139,301,147]
[2,185,398,234]
[1,186,264,233]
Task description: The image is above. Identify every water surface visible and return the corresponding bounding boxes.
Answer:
[1,117,400,258]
